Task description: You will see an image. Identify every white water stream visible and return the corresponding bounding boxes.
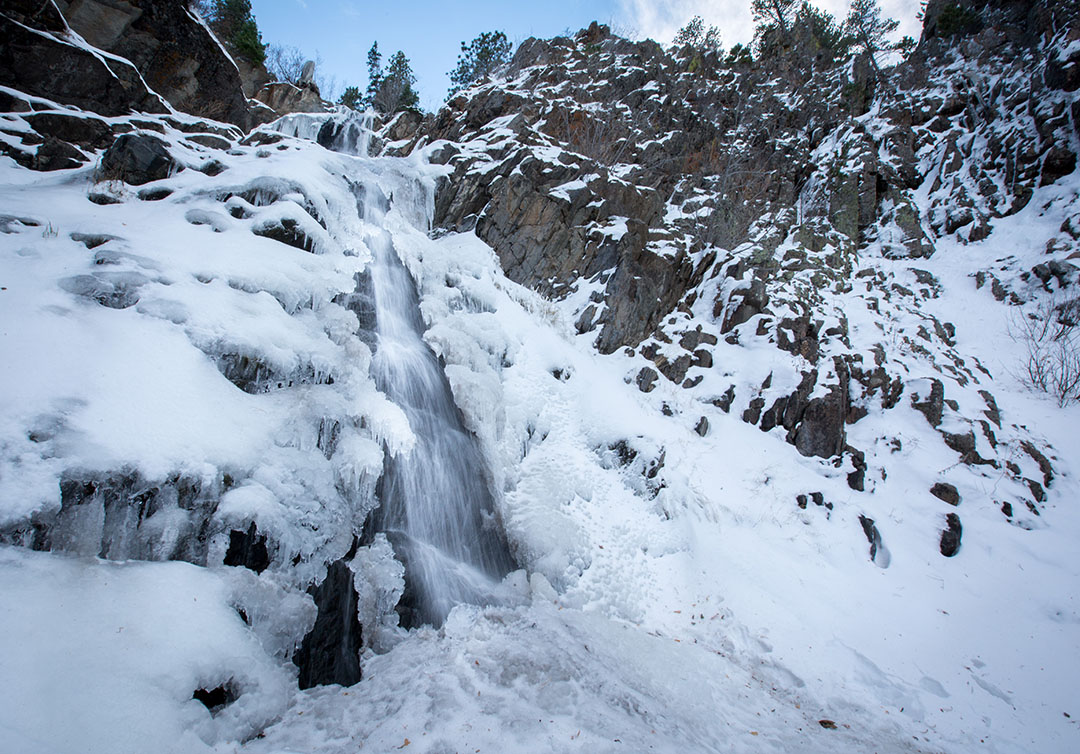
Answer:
[284,109,517,626]
[364,224,515,626]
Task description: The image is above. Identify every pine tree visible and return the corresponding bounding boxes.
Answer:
[338,86,362,110]
[845,0,901,71]
[725,43,753,66]
[448,31,512,97]
[372,50,419,114]
[751,0,798,35]
[673,16,721,54]
[200,0,265,65]
[365,42,382,107]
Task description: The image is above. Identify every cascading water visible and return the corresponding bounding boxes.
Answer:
[364,226,515,627]
[282,109,515,627]
[270,107,374,156]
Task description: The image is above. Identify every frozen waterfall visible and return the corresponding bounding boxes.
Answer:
[274,108,518,627]
[363,220,515,627]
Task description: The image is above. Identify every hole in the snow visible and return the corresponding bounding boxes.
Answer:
[193,682,238,714]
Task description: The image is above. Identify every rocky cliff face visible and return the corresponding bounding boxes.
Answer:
[1,0,276,131]
[57,0,254,127]
[388,1,1077,528]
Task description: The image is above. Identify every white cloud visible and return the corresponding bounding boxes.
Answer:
[617,0,922,47]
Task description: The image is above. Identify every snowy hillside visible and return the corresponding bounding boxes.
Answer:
[2,1,1080,753]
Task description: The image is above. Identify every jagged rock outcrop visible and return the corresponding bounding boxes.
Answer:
[255,81,328,116]
[2,0,268,129]
[395,2,1073,534]
[100,132,182,184]
[56,0,253,127]
[0,0,168,116]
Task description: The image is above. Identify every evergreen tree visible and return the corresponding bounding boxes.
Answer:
[673,16,721,54]
[372,50,419,114]
[725,43,753,66]
[751,0,798,35]
[365,42,382,107]
[199,0,265,65]
[338,86,362,109]
[448,31,512,97]
[845,0,901,71]
[800,2,851,58]
[755,1,850,61]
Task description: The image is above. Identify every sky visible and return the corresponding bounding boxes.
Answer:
[250,0,924,112]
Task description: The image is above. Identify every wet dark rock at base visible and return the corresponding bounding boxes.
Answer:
[224,522,270,574]
[294,558,363,689]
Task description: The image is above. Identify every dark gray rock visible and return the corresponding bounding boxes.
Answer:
[794,383,847,458]
[59,272,144,308]
[1041,146,1077,185]
[847,447,867,492]
[193,682,238,715]
[0,468,219,563]
[253,218,316,252]
[930,482,961,505]
[635,366,658,393]
[1020,440,1054,487]
[25,112,114,150]
[99,133,179,185]
[858,515,889,567]
[32,137,87,171]
[978,389,1001,427]
[776,315,819,363]
[62,0,252,127]
[941,429,995,466]
[223,522,270,573]
[742,396,765,426]
[0,7,167,117]
[911,379,944,427]
[722,277,770,333]
[294,558,363,689]
[939,513,962,557]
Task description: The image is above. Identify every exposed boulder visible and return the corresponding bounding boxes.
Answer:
[911,379,945,427]
[32,136,87,171]
[24,112,114,150]
[930,482,961,506]
[794,383,847,458]
[939,513,962,557]
[635,366,658,393]
[99,133,180,184]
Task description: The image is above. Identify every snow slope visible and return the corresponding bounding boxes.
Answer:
[1,48,1079,754]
